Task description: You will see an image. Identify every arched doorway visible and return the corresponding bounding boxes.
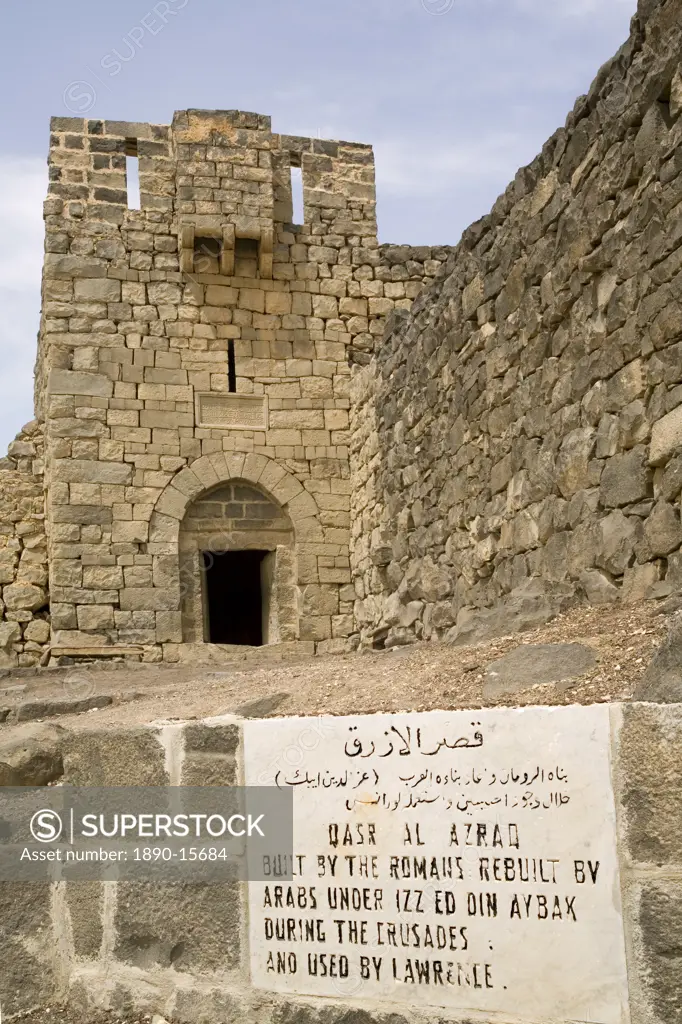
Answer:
[178,479,296,646]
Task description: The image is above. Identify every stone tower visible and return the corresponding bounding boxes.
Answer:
[37,109,378,658]
[28,108,448,663]
[0,108,450,666]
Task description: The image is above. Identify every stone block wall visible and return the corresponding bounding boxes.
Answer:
[32,109,449,658]
[347,244,456,366]
[350,0,682,648]
[0,421,49,667]
[8,2,676,660]
[38,111,366,656]
[1,702,680,1023]
[0,102,454,661]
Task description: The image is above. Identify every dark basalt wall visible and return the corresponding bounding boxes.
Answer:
[351,0,682,647]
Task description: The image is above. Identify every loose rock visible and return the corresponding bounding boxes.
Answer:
[0,723,65,786]
[634,617,682,703]
[234,692,290,718]
[483,643,598,699]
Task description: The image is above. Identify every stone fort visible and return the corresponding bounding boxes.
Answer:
[0,0,681,666]
[1,5,682,1023]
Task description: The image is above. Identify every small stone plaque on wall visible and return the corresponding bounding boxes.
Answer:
[195,392,267,430]
[244,705,629,1024]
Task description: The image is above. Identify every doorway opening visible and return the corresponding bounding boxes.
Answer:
[203,549,270,646]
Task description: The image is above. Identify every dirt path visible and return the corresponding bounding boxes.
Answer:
[0,600,668,734]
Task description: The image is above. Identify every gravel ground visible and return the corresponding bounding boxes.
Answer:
[0,599,672,1024]
[10,1012,165,1024]
[0,599,669,733]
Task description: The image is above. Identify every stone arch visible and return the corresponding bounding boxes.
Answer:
[149,453,323,645]
[151,452,321,543]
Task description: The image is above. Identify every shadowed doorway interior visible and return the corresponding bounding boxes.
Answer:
[179,479,298,645]
[203,550,268,646]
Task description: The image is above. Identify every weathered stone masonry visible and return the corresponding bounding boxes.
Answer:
[0,422,48,666]
[1,0,680,662]
[351,0,682,648]
[0,107,449,663]
[3,703,682,1024]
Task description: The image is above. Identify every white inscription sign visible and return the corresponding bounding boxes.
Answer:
[244,706,628,1024]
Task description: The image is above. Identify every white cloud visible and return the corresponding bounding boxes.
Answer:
[375,131,534,196]
[463,0,635,18]
[348,0,634,23]
[512,0,634,14]
[0,158,46,453]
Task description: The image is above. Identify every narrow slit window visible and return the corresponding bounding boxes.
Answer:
[227,339,237,393]
[125,138,140,210]
[290,158,304,224]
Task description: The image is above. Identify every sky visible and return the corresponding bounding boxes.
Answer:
[0,0,637,452]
